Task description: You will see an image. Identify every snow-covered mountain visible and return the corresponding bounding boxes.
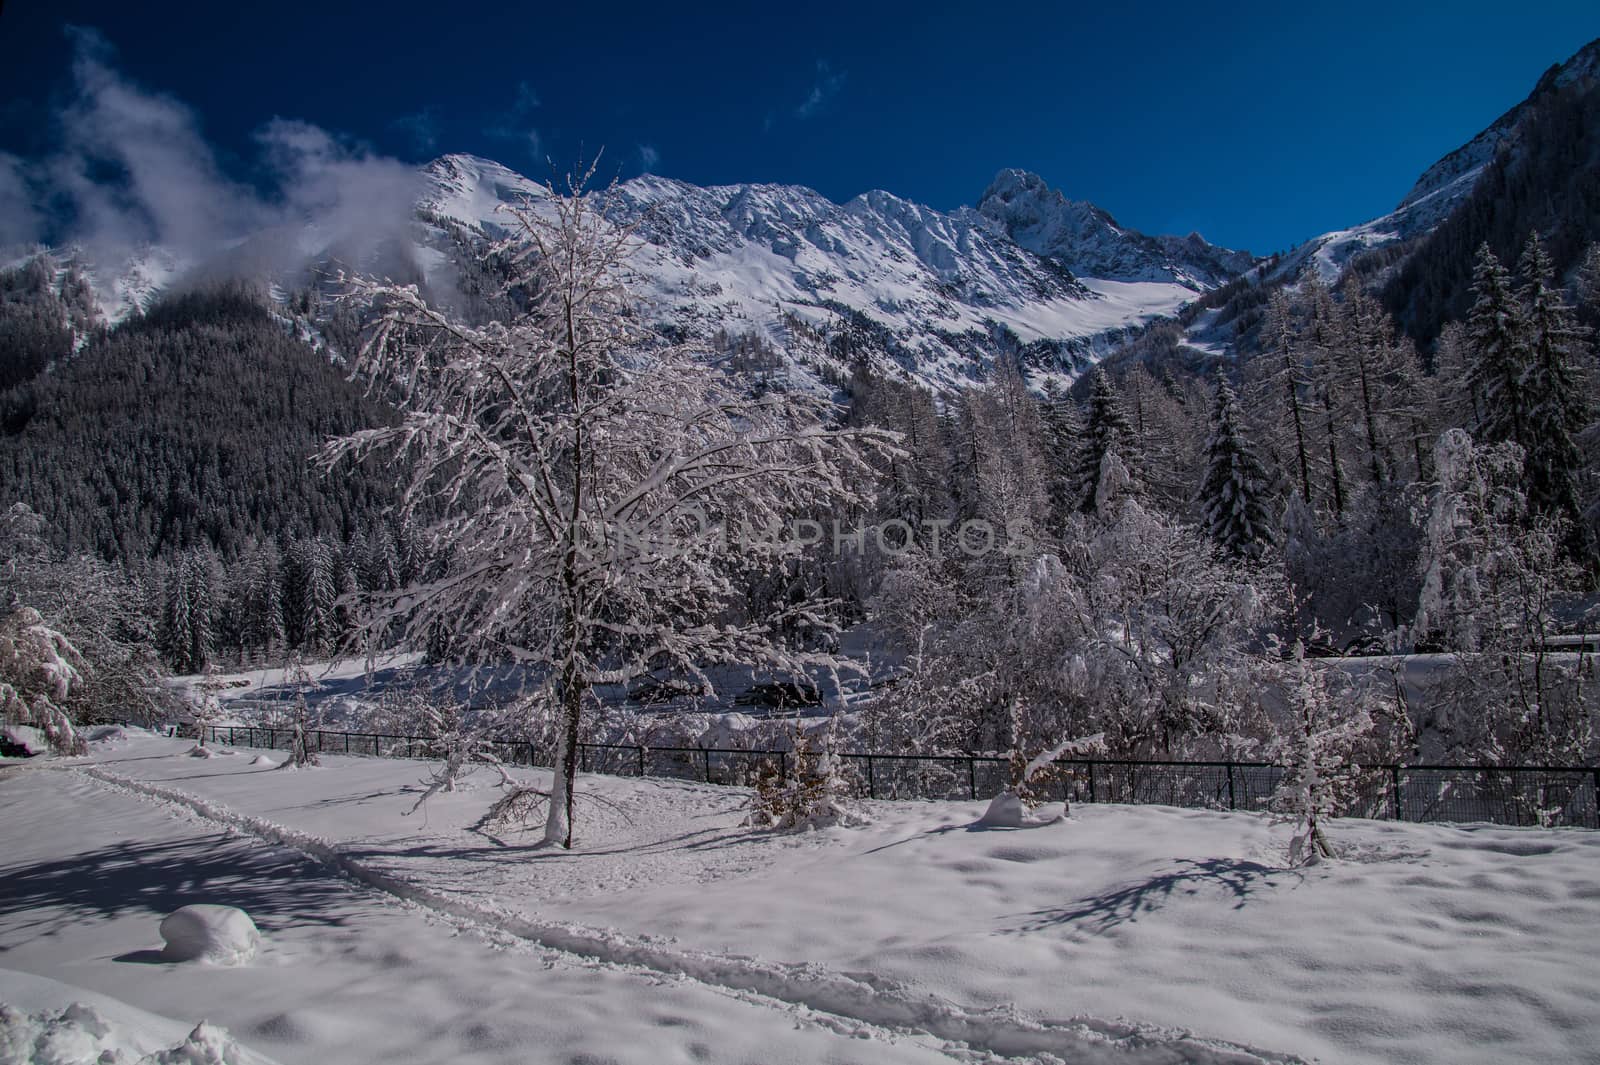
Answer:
[16,152,1259,394]
[1267,37,1600,288]
[975,168,1255,289]
[411,154,1252,389]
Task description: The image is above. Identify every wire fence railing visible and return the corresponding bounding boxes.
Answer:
[202,725,1600,829]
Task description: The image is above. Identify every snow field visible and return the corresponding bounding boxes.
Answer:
[7,731,1600,1064]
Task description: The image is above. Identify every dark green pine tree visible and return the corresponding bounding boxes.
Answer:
[160,551,214,673]
[1200,374,1275,559]
[1038,379,1081,520]
[1073,368,1138,513]
[1518,235,1595,568]
[1466,243,1533,447]
[159,562,193,673]
[241,542,286,659]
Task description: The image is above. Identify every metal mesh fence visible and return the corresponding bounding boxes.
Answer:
[203,725,1600,828]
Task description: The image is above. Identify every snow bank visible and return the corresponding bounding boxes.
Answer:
[0,968,277,1065]
[158,907,259,966]
[1,725,47,757]
[84,725,131,746]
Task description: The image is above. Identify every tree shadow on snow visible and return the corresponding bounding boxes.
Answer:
[1001,858,1290,935]
[0,835,357,946]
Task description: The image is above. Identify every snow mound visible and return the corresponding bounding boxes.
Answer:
[974,790,1064,829]
[159,906,259,965]
[85,725,130,745]
[247,755,277,768]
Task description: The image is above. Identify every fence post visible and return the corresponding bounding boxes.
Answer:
[1226,762,1237,811]
[1391,765,1404,820]
[703,748,712,783]
[638,745,646,777]
[1088,760,1098,803]
[779,750,788,780]
[581,745,590,773]
[866,754,876,799]
[967,756,976,800]
[345,732,350,754]
[228,727,235,746]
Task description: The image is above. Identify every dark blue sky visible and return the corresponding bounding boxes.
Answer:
[1,1,1596,254]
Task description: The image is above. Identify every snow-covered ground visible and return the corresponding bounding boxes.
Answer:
[5,732,1600,1065]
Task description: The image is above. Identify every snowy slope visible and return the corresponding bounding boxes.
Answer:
[3,747,1306,1065]
[1269,37,1600,288]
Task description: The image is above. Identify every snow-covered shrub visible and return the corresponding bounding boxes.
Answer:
[748,717,859,830]
[405,701,517,815]
[0,606,86,754]
[1269,640,1378,865]
[183,669,227,747]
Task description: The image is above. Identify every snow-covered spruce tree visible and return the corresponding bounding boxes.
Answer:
[159,551,215,675]
[747,715,858,830]
[1466,243,1533,449]
[239,542,286,664]
[1200,372,1275,559]
[325,164,892,848]
[0,606,87,754]
[1516,234,1595,570]
[1072,368,1138,514]
[1269,638,1374,865]
[1038,378,1082,521]
[284,538,337,655]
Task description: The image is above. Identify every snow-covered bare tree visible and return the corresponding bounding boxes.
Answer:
[278,658,321,769]
[1,504,172,727]
[325,163,893,847]
[1412,429,1595,763]
[0,606,87,754]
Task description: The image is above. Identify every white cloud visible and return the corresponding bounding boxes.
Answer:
[637,144,660,173]
[795,60,846,120]
[13,28,425,290]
